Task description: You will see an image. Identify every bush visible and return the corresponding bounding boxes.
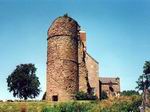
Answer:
[101,91,108,100]
[75,91,87,100]
[100,95,142,112]
[75,91,97,100]
[42,102,94,112]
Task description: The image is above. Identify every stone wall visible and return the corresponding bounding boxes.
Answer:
[45,15,120,101]
[100,78,120,97]
[46,15,80,101]
[78,40,88,93]
[86,53,100,98]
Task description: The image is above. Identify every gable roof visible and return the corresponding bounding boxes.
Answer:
[86,52,99,64]
[100,77,120,84]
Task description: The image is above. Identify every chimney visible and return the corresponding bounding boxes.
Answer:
[79,31,86,47]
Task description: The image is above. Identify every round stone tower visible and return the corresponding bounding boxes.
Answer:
[46,15,80,101]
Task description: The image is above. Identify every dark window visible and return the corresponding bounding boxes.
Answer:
[52,95,58,101]
[109,87,114,92]
[91,87,95,94]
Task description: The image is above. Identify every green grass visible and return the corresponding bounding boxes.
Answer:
[0,96,147,112]
[0,101,51,112]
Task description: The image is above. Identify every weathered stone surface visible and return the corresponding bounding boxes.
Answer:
[46,15,79,101]
[100,77,120,97]
[48,16,80,38]
[78,40,89,93]
[86,53,100,98]
[45,15,121,101]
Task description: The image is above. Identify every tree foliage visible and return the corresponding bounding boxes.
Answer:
[143,61,150,75]
[7,63,41,100]
[121,90,139,96]
[136,61,150,91]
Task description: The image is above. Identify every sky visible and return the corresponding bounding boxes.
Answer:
[0,0,150,100]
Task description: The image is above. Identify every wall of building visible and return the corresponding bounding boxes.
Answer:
[78,42,88,93]
[78,31,89,93]
[86,53,100,98]
[45,15,121,101]
[100,78,120,97]
[46,16,80,101]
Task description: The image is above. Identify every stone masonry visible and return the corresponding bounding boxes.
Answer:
[78,31,89,93]
[45,15,120,101]
[100,77,120,97]
[46,15,80,101]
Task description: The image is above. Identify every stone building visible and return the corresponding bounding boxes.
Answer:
[45,15,120,101]
[100,77,120,98]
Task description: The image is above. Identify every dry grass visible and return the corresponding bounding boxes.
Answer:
[0,96,148,112]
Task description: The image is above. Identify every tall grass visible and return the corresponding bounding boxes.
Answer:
[0,95,145,112]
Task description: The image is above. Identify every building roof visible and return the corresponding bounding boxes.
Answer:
[47,14,80,39]
[99,77,119,84]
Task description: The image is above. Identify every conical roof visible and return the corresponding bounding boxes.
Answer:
[48,14,80,38]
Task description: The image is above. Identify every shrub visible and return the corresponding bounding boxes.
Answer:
[75,91,87,100]
[100,95,142,112]
[75,91,97,100]
[101,91,108,100]
[41,102,94,112]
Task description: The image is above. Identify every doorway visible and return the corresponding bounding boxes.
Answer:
[52,95,58,101]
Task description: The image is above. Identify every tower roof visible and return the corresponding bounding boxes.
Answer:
[48,14,80,39]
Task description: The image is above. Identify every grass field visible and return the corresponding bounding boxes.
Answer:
[0,95,149,112]
[0,101,50,112]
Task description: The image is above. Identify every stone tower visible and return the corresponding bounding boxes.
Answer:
[46,15,80,101]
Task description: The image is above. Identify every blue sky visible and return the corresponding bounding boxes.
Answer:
[0,0,150,100]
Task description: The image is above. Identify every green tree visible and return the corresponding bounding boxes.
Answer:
[136,61,150,91]
[121,90,139,96]
[136,61,150,110]
[7,63,41,100]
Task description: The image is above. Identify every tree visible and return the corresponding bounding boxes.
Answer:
[7,63,41,100]
[121,90,139,96]
[136,61,150,110]
[136,61,150,91]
